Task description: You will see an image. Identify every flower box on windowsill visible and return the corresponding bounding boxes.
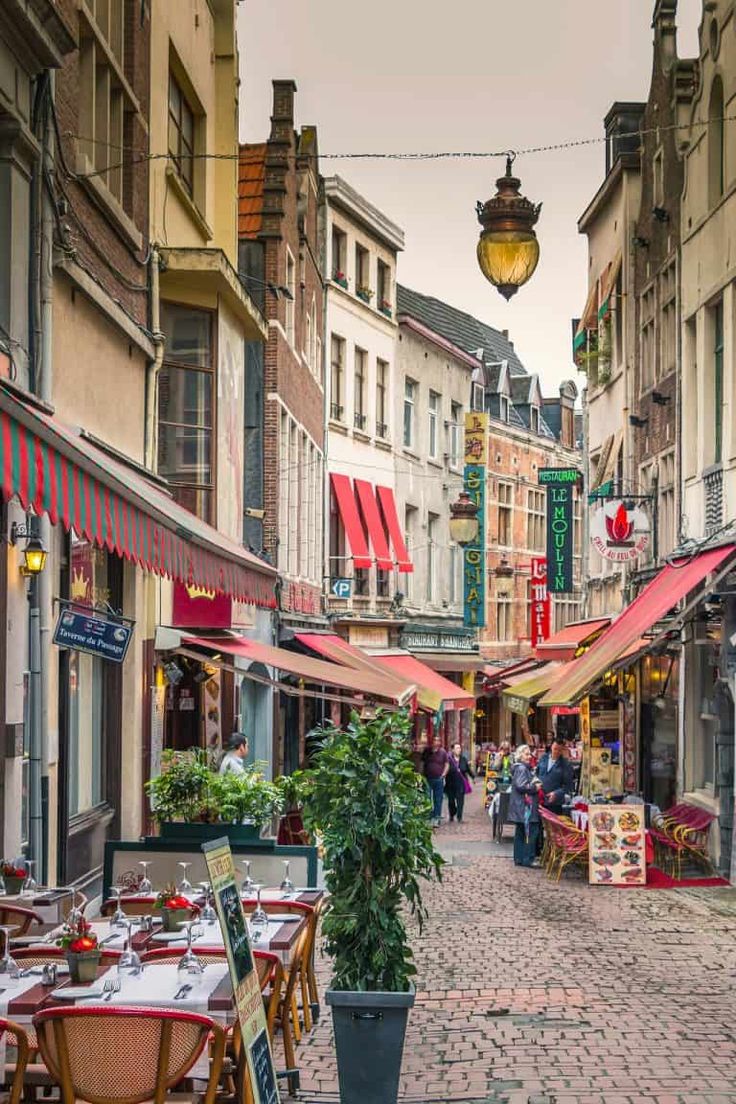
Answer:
[379,301,392,318]
[332,273,348,290]
[356,287,373,304]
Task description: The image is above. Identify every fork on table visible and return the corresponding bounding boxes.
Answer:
[102,978,121,1001]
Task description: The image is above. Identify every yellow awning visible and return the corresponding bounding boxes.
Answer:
[502,663,562,715]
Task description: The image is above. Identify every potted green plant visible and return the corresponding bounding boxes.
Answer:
[153,886,198,932]
[298,710,442,1104]
[57,918,101,982]
[145,750,283,842]
[1,861,26,895]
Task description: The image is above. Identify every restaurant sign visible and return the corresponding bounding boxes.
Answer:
[530,557,551,647]
[590,501,650,563]
[539,468,578,594]
[53,602,133,664]
[463,413,488,628]
[202,838,280,1104]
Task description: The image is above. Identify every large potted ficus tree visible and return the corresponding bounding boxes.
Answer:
[298,709,442,1104]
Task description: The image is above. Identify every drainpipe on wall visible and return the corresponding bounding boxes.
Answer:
[145,247,165,472]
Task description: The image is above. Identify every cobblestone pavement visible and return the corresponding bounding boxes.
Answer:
[288,789,736,1104]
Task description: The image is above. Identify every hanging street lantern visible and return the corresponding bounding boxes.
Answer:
[449,490,479,547]
[476,154,542,300]
[20,536,48,577]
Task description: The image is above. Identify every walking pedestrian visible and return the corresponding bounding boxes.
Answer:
[422,734,449,827]
[508,744,543,867]
[445,742,475,823]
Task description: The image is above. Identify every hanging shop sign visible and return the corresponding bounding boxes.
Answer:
[538,468,578,594]
[590,501,650,563]
[202,838,280,1104]
[530,557,551,647]
[52,601,134,664]
[463,412,488,629]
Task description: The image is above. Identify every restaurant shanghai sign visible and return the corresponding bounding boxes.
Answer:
[538,467,579,594]
[463,412,488,628]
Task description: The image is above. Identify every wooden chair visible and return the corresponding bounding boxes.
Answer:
[0,904,43,937]
[242,900,317,1032]
[33,1006,226,1104]
[0,1017,29,1104]
[13,945,122,970]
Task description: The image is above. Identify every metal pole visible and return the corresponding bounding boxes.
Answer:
[27,569,42,872]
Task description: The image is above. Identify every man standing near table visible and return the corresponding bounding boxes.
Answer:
[538,739,574,816]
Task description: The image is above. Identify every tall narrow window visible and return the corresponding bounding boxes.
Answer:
[403,379,416,448]
[330,335,345,421]
[285,250,295,346]
[376,359,388,438]
[709,76,725,207]
[714,301,724,464]
[377,261,391,315]
[158,303,214,523]
[168,73,195,197]
[354,348,367,430]
[428,391,439,458]
[355,244,370,300]
[449,402,462,468]
[499,395,510,423]
[427,513,438,602]
[497,482,513,546]
[331,227,347,282]
[405,505,416,601]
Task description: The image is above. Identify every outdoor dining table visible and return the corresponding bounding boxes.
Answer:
[0,889,73,924]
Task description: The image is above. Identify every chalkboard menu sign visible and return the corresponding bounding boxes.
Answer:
[251,1029,279,1104]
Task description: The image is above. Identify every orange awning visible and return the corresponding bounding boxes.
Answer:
[539,545,736,707]
[182,635,415,706]
[293,632,413,690]
[535,617,611,662]
[371,652,475,712]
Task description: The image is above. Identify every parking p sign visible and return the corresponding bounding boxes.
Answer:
[331,578,351,599]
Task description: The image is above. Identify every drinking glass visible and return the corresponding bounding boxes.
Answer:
[0,926,20,984]
[280,861,294,896]
[117,920,142,978]
[110,886,127,928]
[177,862,193,894]
[240,860,254,895]
[66,886,84,926]
[138,861,153,895]
[250,885,268,942]
[176,921,205,985]
[22,860,38,898]
[198,882,216,925]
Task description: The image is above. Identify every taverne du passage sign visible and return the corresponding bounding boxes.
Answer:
[538,468,579,595]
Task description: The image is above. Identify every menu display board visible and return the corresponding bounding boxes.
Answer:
[202,838,280,1104]
[588,804,646,886]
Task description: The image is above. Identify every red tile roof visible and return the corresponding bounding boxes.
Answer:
[238,144,266,239]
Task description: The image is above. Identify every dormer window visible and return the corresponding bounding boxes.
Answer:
[530,405,540,432]
[471,382,484,412]
[500,395,510,422]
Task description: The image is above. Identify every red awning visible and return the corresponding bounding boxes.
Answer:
[182,635,415,705]
[376,485,413,573]
[540,545,736,707]
[330,473,371,569]
[371,652,475,712]
[0,384,276,607]
[535,617,611,662]
[355,480,393,570]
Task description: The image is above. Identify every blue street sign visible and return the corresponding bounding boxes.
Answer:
[331,578,352,599]
[53,606,133,664]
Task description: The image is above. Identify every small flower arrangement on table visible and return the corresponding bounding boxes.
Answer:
[57,917,100,982]
[0,862,26,895]
[153,886,198,932]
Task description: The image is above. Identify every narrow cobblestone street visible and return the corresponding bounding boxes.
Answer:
[294,791,736,1104]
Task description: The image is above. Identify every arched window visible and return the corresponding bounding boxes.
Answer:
[708,75,725,207]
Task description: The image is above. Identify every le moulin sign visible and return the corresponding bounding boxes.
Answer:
[538,467,579,594]
[590,500,651,563]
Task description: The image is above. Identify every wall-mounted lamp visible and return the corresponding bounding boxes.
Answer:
[8,523,48,577]
[629,414,649,428]
[495,557,515,578]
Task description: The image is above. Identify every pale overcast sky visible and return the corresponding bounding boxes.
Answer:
[238,0,703,398]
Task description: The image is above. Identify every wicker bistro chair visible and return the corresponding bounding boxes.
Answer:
[0,1017,30,1104]
[13,946,122,970]
[33,1006,226,1104]
[0,904,43,938]
[241,899,317,1033]
[100,895,160,918]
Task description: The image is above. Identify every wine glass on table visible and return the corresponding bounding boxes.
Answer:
[198,883,216,925]
[110,886,127,928]
[176,920,205,986]
[22,860,38,898]
[240,860,254,895]
[138,861,153,895]
[249,886,268,944]
[280,861,294,897]
[117,920,142,980]
[0,927,20,985]
[177,862,193,894]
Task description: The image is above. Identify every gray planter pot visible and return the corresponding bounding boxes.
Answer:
[326,985,415,1104]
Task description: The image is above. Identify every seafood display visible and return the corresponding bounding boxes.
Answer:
[588,805,646,886]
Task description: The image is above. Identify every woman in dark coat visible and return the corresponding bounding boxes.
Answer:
[445,742,475,823]
[508,744,543,867]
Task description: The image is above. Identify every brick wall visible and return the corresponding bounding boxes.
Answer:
[54,0,150,327]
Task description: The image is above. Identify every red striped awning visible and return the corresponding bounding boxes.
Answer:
[330,473,371,569]
[376,485,413,573]
[0,385,276,608]
[355,479,393,570]
[539,545,736,707]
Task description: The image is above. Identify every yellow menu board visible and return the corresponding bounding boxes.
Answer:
[202,838,280,1104]
[588,804,646,886]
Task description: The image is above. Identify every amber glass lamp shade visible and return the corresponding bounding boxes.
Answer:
[21,536,47,576]
[476,158,542,301]
[449,490,480,547]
